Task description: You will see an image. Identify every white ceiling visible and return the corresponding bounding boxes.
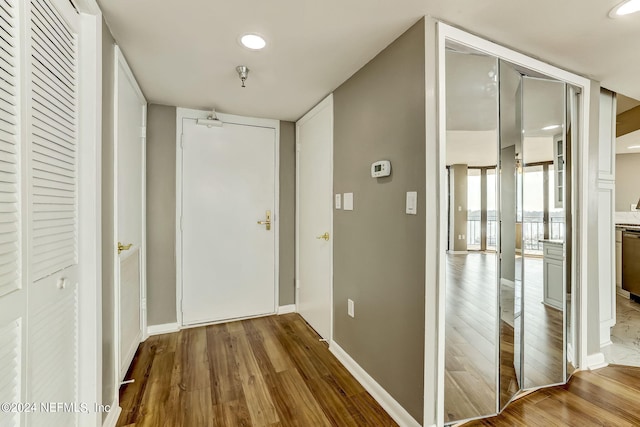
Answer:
[617,130,640,154]
[617,94,640,114]
[97,0,640,122]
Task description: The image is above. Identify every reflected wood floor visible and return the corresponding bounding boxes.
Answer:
[445,253,564,423]
[464,365,640,426]
[116,313,397,427]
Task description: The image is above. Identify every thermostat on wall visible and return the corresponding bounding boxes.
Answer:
[371,160,391,178]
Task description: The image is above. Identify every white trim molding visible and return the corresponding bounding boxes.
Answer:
[586,352,608,370]
[101,403,122,427]
[330,341,421,427]
[428,18,594,427]
[277,304,296,315]
[147,323,180,337]
[295,94,334,343]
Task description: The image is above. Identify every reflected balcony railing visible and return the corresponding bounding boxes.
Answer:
[467,214,564,252]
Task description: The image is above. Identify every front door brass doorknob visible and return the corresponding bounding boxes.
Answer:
[257,210,272,231]
[316,232,330,241]
[118,242,133,254]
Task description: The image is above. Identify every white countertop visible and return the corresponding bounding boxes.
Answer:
[539,239,563,245]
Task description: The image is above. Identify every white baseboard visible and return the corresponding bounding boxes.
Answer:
[447,250,468,255]
[500,278,515,289]
[329,341,421,427]
[586,352,608,370]
[277,304,296,315]
[600,323,614,348]
[102,402,121,427]
[617,287,630,299]
[147,322,180,336]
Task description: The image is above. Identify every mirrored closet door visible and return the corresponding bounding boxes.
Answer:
[443,42,578,425]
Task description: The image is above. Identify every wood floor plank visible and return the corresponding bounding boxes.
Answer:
[464,366,640,426]
[228,321,280,426]
[172,327,210,392]
[272,369,332,426]
[117,337,157,426]
[306,375,360,427]
[206,323,244,405]
[117,314,397,427]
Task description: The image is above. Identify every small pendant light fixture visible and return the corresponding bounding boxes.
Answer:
[236,66,249,88]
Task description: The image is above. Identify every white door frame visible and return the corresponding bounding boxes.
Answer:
[295,94,334,342]
[62,1,102,425]
[425,20,593,427]
[113,46,147,386]
[175,108,280,328]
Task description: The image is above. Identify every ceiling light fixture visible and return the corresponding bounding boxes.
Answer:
[542,124,561,131]
[240,34,266,50]
[609,0,640,17]
[236,66,249,88]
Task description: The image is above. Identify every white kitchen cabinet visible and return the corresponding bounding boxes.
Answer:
[542,240,564,310]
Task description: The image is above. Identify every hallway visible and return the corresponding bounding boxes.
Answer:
[116,314,397,426]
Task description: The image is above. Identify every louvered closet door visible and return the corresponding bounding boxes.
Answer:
[27,1,79,426]
[0,1,26,427]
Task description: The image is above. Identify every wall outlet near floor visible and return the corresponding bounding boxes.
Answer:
[347,299,355,318]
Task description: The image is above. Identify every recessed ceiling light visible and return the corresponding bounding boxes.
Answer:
[240,34,266,50]
[609,0,640,17]
[542,124,561,131]
[628,145,640,149]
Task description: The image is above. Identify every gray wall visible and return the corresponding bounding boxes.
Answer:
[279,122,296,306]
[615,153,640,211]
[101,17,116,414]
[147,104,178,325]
[451,164,468,252]
[145,112,296,326]
[332,19,425,423]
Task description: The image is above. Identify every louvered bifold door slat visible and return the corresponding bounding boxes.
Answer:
[0,319,22,427]
[30,0,78,281]
[0,0,20,299]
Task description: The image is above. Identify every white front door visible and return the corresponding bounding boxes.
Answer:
[181,116,277,326]
[115,48,146,381]
[297,95,333,341]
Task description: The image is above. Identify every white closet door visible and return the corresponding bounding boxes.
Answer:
[27,1,79,426]
[0,1,26,427]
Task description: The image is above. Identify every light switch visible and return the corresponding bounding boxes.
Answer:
[406,191,417,215]
[343,193,354,211]
[335,194,342,209]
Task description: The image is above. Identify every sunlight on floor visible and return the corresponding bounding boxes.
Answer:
[602,294,640,366]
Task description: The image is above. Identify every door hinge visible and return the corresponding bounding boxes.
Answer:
[296,279,300,289]
[140,126,147,138]
[296,143,301,153]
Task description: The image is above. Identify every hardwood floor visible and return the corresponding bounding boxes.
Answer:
[116,313,398,427]
[445,253,565,423]
[464,365,640,426]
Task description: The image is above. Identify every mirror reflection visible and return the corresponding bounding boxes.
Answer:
[443,41,576,425]
[521,76,567,389]
[444,45,499,423]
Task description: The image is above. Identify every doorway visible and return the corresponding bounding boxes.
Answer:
[178,110,279,326]
[432,23,593,427]
[114,47,147,381]
[296,95,334,341]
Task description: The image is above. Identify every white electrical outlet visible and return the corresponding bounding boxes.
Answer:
[348,299,355,318]
[335,194,342,209]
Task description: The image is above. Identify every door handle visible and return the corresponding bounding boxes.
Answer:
[316,232,330,241]
[257,210,271,231]
[118,242,133,254]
